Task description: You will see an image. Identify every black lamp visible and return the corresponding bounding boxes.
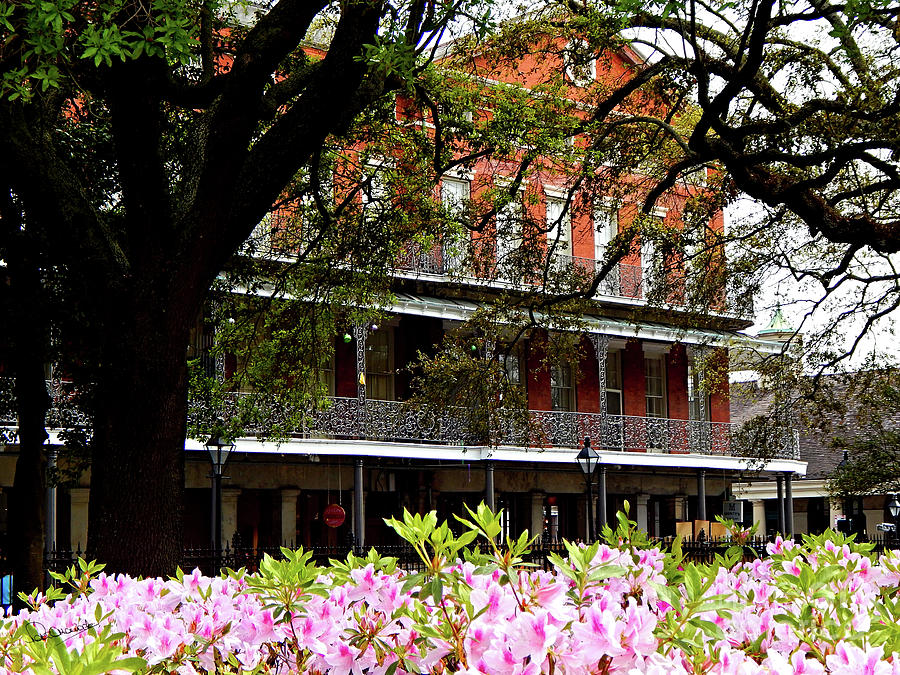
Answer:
[206,429,235,575]
[575,438,599,540]
[888,494,900,520]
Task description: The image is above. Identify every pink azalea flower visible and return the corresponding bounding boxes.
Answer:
[826,642,892,675]
[508,609,560,661]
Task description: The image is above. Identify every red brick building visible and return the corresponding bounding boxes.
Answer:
[0,32,804,555]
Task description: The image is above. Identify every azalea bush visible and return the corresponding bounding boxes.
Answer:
[3,505,900,674]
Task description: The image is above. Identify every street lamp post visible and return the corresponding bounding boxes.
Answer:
[575,437,599,542]
[206,431,235,575]
[888,494,900,544]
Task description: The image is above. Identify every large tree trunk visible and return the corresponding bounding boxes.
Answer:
[4,188,51,607]
[86,287,193,577]
[10,359,49,604]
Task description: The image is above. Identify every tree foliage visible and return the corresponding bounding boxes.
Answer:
[0,0,501,574]
[4,0,900,576]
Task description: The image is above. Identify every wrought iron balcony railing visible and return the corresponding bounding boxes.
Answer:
[393,244,648,301]
[243,217,752,316]
[0,378,91,444]
[2,380,799,462]
[189,394,801,461]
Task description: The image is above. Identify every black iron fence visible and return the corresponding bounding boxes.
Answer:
[4,535,898,612]
[42,535,900,576]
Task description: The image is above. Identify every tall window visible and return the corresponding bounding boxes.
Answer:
[361,165,388,222]
[546,197,572,257]
[441,177,470,211]
[318,352,335,397]
[641,213,665,293]
[498,349,525,408]
[644,356,666,418]
[594,206,617,261]
[496,199,521,281]
[366,328,394,401]
[564,39,596,86]
[551,363,575,412]
[605,351,623,415]
[441,177,470,271]
[499,351,521,386]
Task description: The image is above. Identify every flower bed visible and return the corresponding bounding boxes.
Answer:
[2,506,900,674]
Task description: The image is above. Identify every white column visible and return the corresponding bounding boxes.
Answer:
[674,494,688,522]
[635,494,650,533]
[221,487,241,550]
[280,489,301,547]
[830,499,844,526]
[752,499,766,536]
[531,491,545,541]
[69,488,90,551]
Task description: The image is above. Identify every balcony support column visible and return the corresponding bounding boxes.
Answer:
[752,499,766,536]
[280,488,301,546]
[635,493,650,533]
[776,475,785,534]
[221,488,240,552]
[353,324,367,436]
[354,459,365,552]
[531,491,545,542]
[697,469,707,522]
[69,487,90,552]
[484,461,495,512]
[784,471,794,538]
[46,447,58,552]
[598,465,608,530]
[588,335,610,442]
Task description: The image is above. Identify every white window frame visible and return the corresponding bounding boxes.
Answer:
[641,207,667,293]
[494,179,525,281]
[499,350,522,386]
[365,327,395,401]
[564,39,596,86]
[361,159,392,222]
[644,354,667,419]
[441,176,470,210]
[605,350,623,416]
[594,202,618,261]
[551,362,575,412]
[545,194,572,257]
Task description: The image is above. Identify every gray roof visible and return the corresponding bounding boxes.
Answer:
[730,376,870,480]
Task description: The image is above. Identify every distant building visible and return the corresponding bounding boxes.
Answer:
[732,372,898,538]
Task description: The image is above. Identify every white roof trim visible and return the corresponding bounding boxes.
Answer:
[226,285,782,355]
[184,437,806,474]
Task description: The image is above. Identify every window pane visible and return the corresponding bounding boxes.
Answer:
[546,198,571,256]
[551,364,574,411]
[496,200,522,280]
[500,353,521,385]
[366,330,394,400]
[594,207,618,259]
[441,178,469,208]
[606,391,622,415]
[605,351,622,389]
[688,356,709,421]
[645,356,665,418]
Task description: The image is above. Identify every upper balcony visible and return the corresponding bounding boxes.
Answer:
[246,214,754,321]
[394,244,647,300]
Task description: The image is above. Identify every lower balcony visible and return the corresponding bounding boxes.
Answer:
[189,394,800,461]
